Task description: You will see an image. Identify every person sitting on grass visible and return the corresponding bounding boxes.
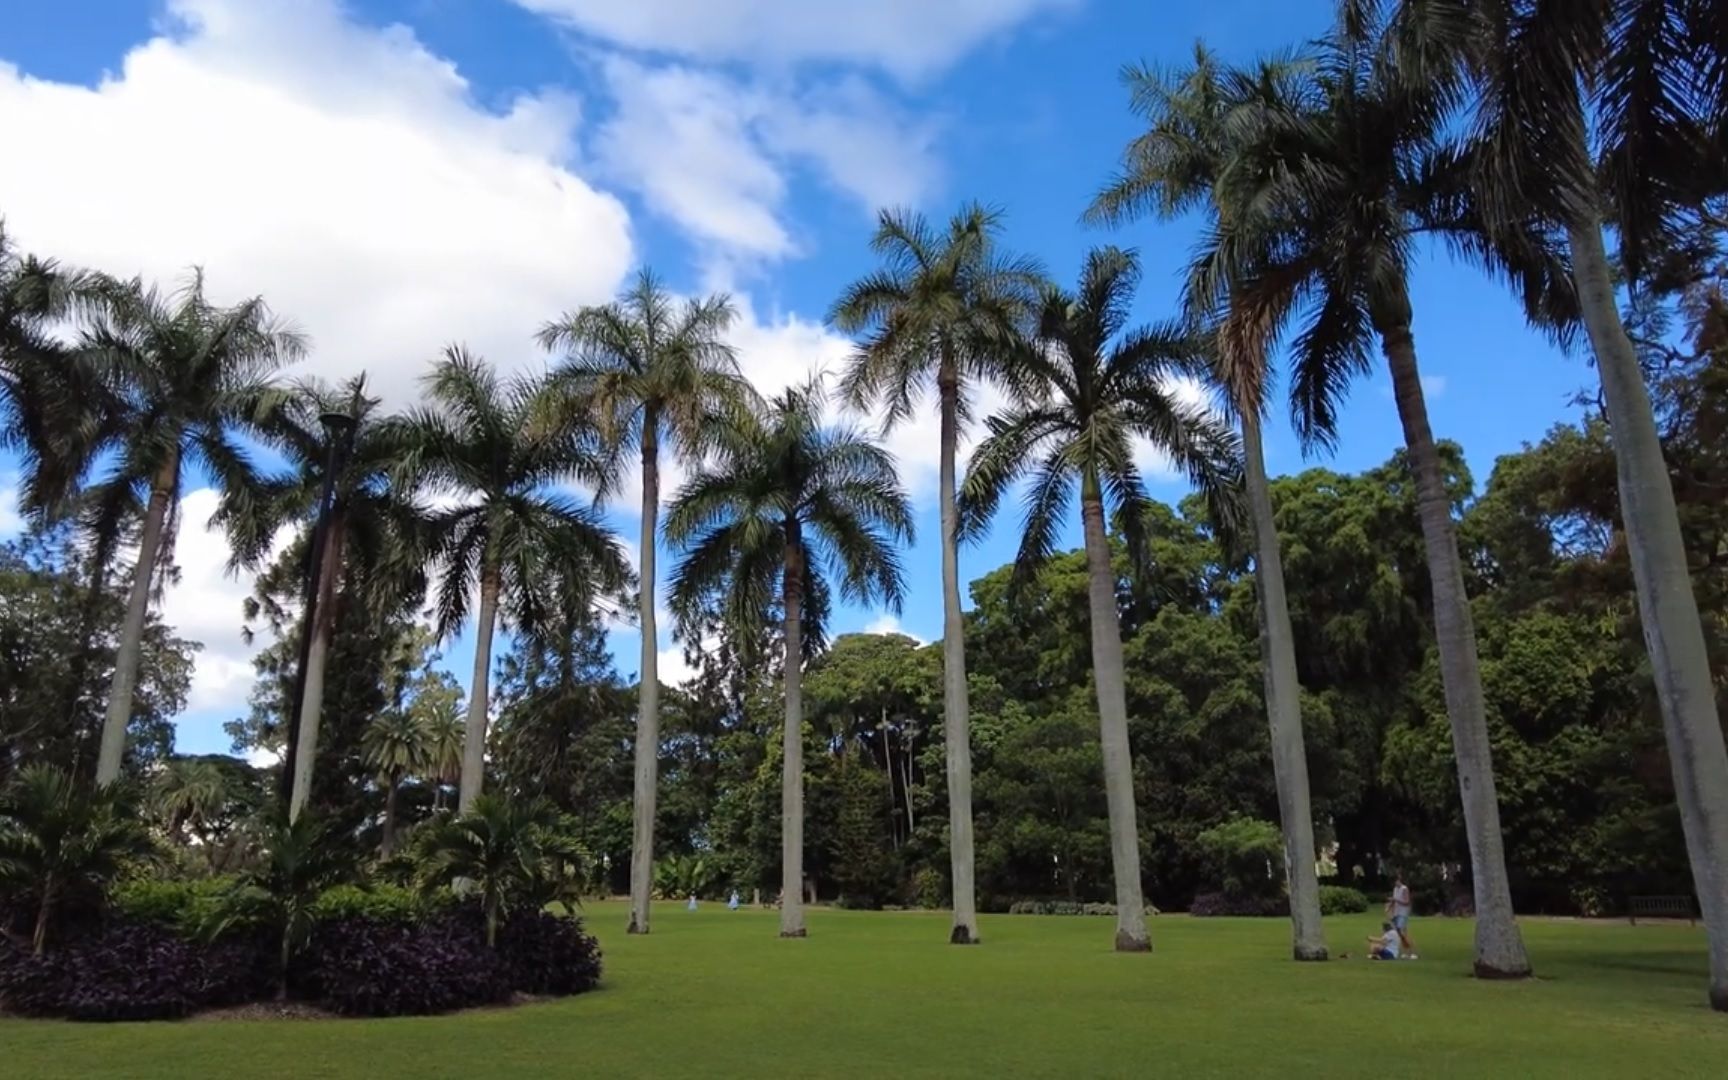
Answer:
[1367,921,1401,961]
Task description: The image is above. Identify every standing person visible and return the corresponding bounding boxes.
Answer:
[687,893,698,912]
[728,890,740,911]
[1388,873,1416,958]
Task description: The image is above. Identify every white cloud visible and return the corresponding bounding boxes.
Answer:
[593,55,940,269]
[0,0,635,405]
[516,0,1080,80]
[655,640,701,688]
[0,473,20,538]
[862,613,926,643]
[157,488,292,713]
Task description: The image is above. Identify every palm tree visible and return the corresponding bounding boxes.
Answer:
[665,377,913,938]
[0,223,100,520]
[829,203,1040,944]
[398,347,629,814]
[1096,16,1576,976]
[0,765,155,954]
[538,269,749,936]
[423,712,465,813]
[1392,0,1728,1009]
[1085,47,1333,960]
[69,271,302,787]
[960,247,1242,951]
[150,756,231,847]
[361,710,429,857]
[413,795,586,947]
[244,376,428,820]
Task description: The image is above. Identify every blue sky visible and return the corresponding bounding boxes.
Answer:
[0,0,1591,757]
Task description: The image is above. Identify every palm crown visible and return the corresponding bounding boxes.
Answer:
[961,246,1243,579]
[665,377,914,655]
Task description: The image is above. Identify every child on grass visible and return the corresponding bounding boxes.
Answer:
[1367,921,1401,961]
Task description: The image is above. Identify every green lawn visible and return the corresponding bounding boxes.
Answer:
[4,903,1722,1078]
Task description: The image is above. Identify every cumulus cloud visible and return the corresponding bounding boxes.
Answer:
[593,55,940,267]
[862,613,927,643]
[0,0,635,404]
[0,473,20,538]
[515,0,1080,79]
[156,489,291,713]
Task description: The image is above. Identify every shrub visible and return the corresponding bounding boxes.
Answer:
[110,876,236,936]
[1195,818,1284,900]
[297,916,512,1017]
[0,920,205,1021]
[436,904,602,998]
[1007,900,1118,916]
[1188,892,1287,917]
[310,883,431,926]
[1318,885,1370,915]
[910,867,946,910]
[494,910,602,997]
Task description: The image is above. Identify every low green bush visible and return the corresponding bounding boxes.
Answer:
[1318,885,1369,915]
[1007,900,1118,916]
[110,877,237,936]
[309,883,442,926]
[910,868,946,910]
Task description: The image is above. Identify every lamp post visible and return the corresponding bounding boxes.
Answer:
[279,408,359,817]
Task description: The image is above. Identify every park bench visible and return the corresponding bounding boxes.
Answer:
[1628,895,1697,925]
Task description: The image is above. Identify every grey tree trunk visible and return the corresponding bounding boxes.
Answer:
[1568,220,1728,1010]
[1079,483,1151,952]
[629,428,661,935]
[1381,310,1531,978]
[937,373,980,944]
[289,518,345,822]
[780,537,808,938]
[457,564,500,814]
[96,456,176,787]
[1242,411,1328,961]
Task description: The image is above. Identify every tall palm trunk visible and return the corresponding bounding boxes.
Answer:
[780,532,808,938]
[1079,477,1151,951]
[1379,296,1530,978]
[937,368,980,944]
[629,422,661,935]
[64,526,125,763]
[1242,410,1328,961]
[457,562,501,814]
[289,516,346,822]
[1569,220,1728,1010]
[96,452,177,787]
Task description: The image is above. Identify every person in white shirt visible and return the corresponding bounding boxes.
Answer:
[1366,921,1401,961]
[1387,872,1416,956]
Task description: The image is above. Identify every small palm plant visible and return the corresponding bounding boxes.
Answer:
[412,796,586,948]
[199,812,354,998]
[0,766,156,954]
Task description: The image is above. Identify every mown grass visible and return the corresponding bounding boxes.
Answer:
[4,902,1722,1078]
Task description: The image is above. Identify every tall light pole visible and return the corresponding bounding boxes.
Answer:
[279,407,358,817]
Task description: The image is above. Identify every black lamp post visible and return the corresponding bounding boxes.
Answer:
[278,408,359,813]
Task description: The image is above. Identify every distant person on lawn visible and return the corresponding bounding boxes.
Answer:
[1387,872,1416,956]
[728,890,740,911]
[1367,921,1402,961]
[687,893,698,911]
